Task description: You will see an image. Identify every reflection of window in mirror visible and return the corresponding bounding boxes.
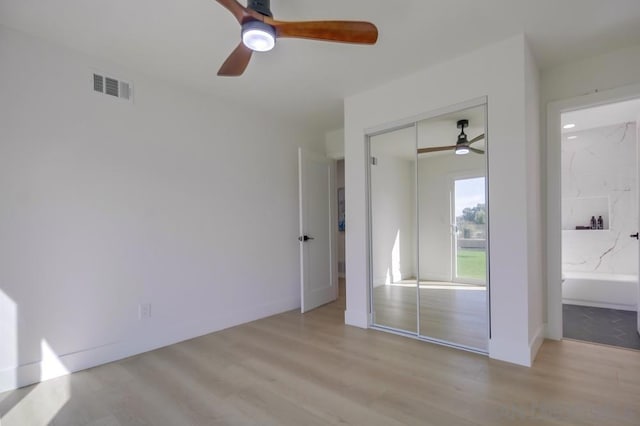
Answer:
[453,176,487,285]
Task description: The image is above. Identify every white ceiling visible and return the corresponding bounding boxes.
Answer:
[2,0,640,131]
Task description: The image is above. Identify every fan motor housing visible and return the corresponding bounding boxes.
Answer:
[248,0,273,17]
[457,119,469,143]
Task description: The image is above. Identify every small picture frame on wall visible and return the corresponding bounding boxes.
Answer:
[338,187,345,232]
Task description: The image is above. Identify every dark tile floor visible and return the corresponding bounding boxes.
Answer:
[563,304,640,350]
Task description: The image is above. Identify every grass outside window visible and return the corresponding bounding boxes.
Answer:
[456,249,486,281]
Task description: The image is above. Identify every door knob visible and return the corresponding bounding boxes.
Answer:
[630,233,639,240]
[298,235,315,242]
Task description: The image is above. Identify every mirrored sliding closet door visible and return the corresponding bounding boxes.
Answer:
[369,125,418,333]
[416,104,489,351]
[369,102,490,353]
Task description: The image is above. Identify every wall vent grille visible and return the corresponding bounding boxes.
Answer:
[105,77,119,97]
[93,72,132,102]
[93,74,103,93]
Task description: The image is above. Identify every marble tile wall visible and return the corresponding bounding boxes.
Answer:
[562,122,638,275]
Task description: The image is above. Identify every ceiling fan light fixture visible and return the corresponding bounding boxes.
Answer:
[215,0,378,76]
[455,146,470,155]
[242,21,276,52]
[455,119,470,155]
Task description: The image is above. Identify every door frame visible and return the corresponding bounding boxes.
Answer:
[546,83,640,340]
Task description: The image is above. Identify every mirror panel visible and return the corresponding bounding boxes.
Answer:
[370,126,418,333]
[416,104,488,351]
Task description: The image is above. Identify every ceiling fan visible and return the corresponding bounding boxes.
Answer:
[418,120,485,156]
[214,0,379,76]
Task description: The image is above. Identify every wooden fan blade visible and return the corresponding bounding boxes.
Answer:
[418,145,456,154]
[265,19,378,44]
[217,43,253,76]
[469,133,485,144]
[470,147,485,155]
[215,0,250,23]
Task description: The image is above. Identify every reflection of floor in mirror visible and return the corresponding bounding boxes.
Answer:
[372,281,488,351]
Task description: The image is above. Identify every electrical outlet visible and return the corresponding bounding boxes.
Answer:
[138,303,151,320]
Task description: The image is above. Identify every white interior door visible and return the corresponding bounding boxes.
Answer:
[298,148,337,313]
[637,115,640,336]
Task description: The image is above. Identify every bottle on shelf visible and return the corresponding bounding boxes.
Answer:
[597,216,604,230]
[590,216,597,229]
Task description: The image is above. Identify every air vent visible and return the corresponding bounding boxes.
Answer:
[105,77,119,97]
[92,72,133,102]
[93,74,103,93]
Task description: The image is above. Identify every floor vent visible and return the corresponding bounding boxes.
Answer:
[93,73,132,101]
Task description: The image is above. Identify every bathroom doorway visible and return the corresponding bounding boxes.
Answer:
[559,98,640,350]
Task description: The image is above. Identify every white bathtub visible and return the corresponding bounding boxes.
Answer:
[562,272,638,311]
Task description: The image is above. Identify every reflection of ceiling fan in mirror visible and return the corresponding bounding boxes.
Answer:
[418,120,485,156]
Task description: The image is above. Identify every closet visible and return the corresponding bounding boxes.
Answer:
[368,101,490,352]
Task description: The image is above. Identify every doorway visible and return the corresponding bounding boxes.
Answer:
[547,85,640,349]
[336,159,346,308]
[559,100,640,350]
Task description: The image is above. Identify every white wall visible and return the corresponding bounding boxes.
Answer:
[542,45,640,105]
[417,153,485,282]
[542,42,640,339]
[525,42,544,360]
[345,35,543,366]
[0,26,323,392]
[325,128,345,160]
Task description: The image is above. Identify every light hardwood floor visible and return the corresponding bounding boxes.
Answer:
[1,282,639,425]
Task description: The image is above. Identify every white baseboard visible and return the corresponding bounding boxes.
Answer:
[529,323,546,363]
[0,295,299,394]
[344,308,369,329]
[488,338,532,367]
[0,340,135,394]
[544,322,561,341]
